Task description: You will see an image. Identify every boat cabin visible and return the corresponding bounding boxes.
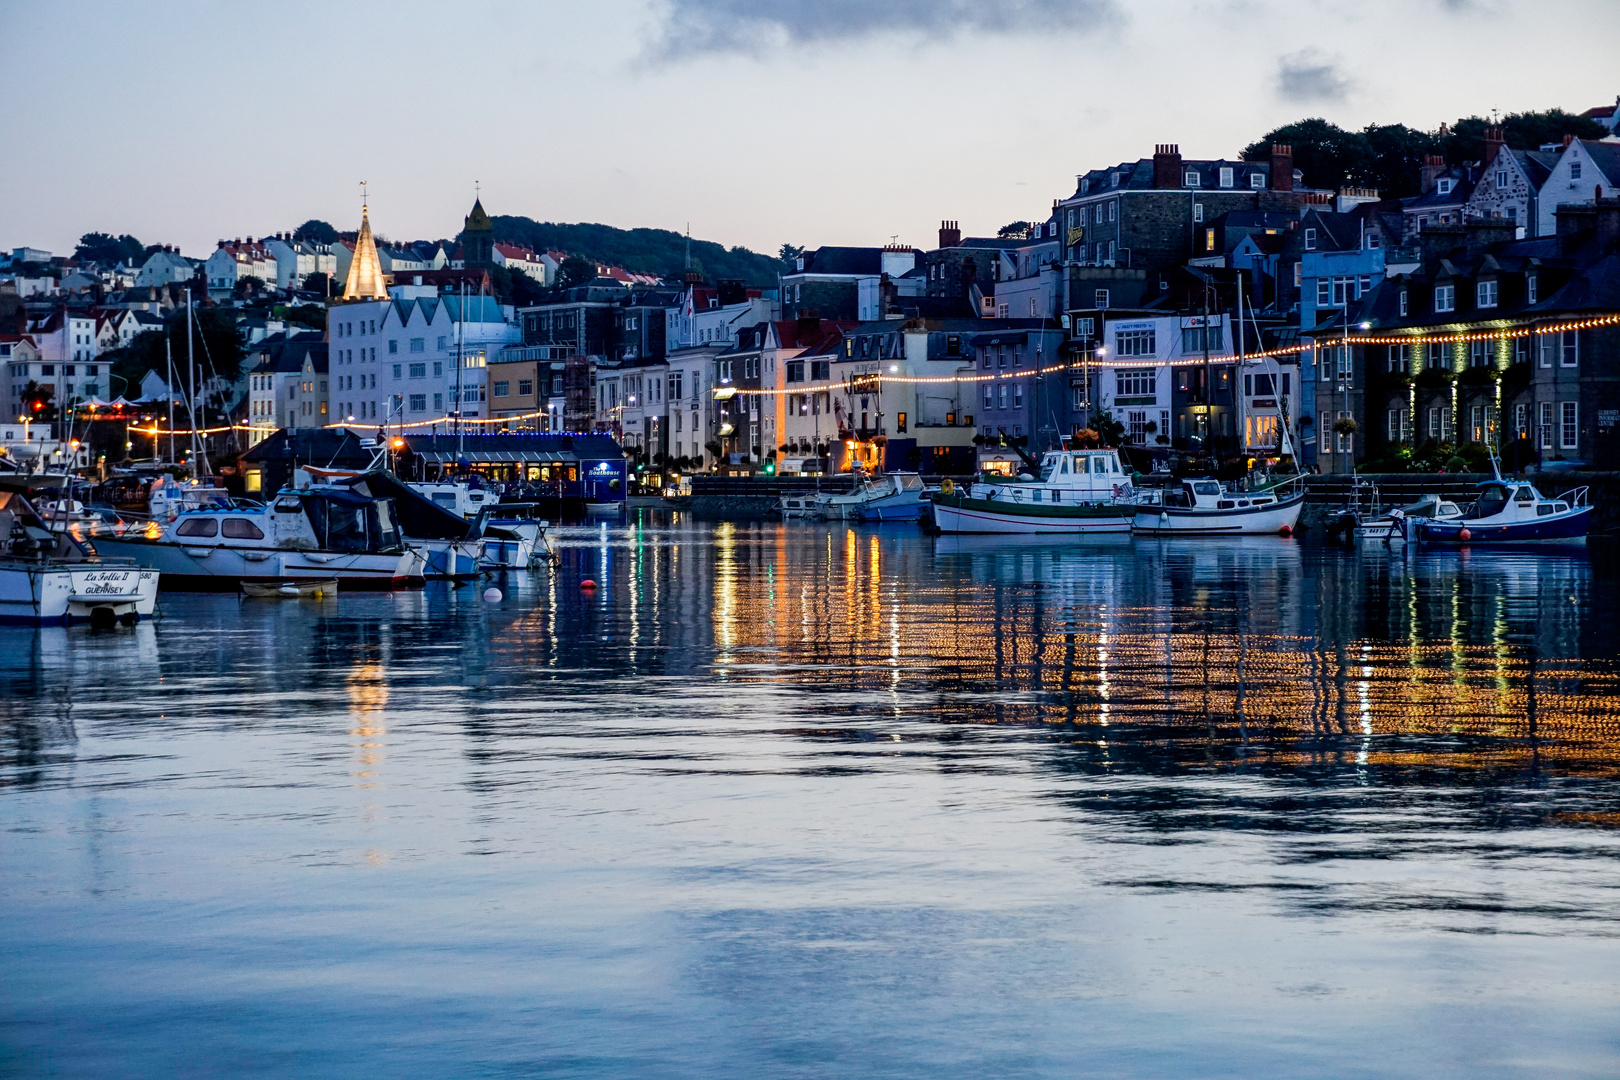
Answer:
[972,450,1132,505]
[1161,479,1281,511]
[1463,481,1571,522]
[163,490,405,554]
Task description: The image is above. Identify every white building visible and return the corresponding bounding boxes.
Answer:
[1536,140,1620,238]
[263,236,338,291]
[494,243,548,284]
[204,238,277,297]
[245,333,330,444]
[327,290,519,428]
[134,247,195,288]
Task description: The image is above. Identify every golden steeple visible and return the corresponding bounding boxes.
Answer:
[341,202,390,302]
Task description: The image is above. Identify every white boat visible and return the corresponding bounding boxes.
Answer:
[88,487,425,590]
[409,479,498,519]
[931,449,1135,535]
[816,472,928,521]
[1131,476,1305,536]
[315,470,485,580]
[0,488,159,625]
[779,492,826,520]
[1353,494,1465,542]
[482,519,548,567]
[147,476,233,521]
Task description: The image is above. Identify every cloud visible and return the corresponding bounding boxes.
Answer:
[1273,49,1353,104]
[645,0,1119,59]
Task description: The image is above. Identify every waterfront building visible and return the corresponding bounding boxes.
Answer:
[244,332,329,445]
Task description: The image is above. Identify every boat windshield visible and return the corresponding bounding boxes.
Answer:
[1468,484,1512,519]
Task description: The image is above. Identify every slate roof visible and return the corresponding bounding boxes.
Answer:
[792,247,882,276]
[1069,157,1280,199]
[248,332,328,374]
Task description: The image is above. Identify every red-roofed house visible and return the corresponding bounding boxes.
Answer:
[204,237,277,298]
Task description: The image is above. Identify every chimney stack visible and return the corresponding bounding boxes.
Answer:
[1484,126,1506,166]
[1269,144,1294,192]
[1153,144,1183,189]
[939,220,962,248]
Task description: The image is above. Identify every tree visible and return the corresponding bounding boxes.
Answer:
[292,219,338,244]
[997,221,1032,239]
[555,255,597,291]
[1442,110,1608,165]
[74,232,144,266]
[778,243,805,266]
[1242,118,1372,192]
[1360,124,1439,198]
[301,271,334,298]
[1091,410,1127,448]
[20,381,56,422]
[284,304,327,331]
[100,307,246,390]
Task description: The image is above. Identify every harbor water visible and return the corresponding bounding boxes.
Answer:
[5,516,1620,1077]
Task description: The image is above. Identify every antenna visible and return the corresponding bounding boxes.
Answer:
[475,180,481,201]
[361,180,369,209]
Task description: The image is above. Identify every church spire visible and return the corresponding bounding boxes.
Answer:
[342,201,389,302]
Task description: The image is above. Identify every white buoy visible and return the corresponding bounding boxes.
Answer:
[483,587,502,602]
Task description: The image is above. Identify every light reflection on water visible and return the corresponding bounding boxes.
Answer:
[3,516,1620,1078]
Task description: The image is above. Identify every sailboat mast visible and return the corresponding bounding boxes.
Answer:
[186,294,201,474]
[165,334,176,465]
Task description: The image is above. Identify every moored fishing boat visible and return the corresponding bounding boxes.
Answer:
[930,448,1134,535]
[87,487,423,590]
[1131,475,1304,536]
[1409,479,1591,544]
[0,486,159,625]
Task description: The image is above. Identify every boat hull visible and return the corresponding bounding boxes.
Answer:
[1412,507,1591,544]
[414,538,485,579]
[931,495,1132,535]
[0,564,159,625]
[86,537,421,591]
[1132,492,1304,536]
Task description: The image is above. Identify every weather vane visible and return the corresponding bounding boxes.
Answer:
[361,180,369,209]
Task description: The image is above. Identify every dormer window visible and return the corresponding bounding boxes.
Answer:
[1527,274,1538,303]
[1304,228,1318,251]
[1399,289,1409,317]
[1250,172,1265,189]
[1437,178,1455,196]
[1367,231,1380,249]
[1476,280,1498,309]
[1219,167,1233,188]
[1435,283,1455,313]
[1081,178,1090,193]
[1111,172,1120,188]
[1185,170,1201,187]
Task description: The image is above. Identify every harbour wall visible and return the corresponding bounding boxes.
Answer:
[689,472,1620,534]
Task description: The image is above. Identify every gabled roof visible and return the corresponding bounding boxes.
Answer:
[1575,140,1620,185]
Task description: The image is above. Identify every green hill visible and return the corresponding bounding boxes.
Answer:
[489,217,786,286]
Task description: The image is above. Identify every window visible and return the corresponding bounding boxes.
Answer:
[1108,241,1116,263]
[1220,167,1233,188]
[433,393,444,411]
[1399,289,1408,317]
[1437,178,1454,195]
[1527,274,1538,303]
[410,338,424,353]
[1205,228,1216,252]
[1561,401,1578,449]
[409,362,426,378]
[1115,369,1156,396]
[1477,280,1498,308]
[1514,403,1527,438]
[1293,262,1301,288]
[409,393,427,412]
[1185,170,1200,187]
[1470,340,1489,367]
[1560,329,1578,367]
[1181,325,1223,353]
[1428,406,1442,441]
[1095,289,1110,309]
[1571,160,1583,180]
[786,361,804,383]
[1434,284,1455,313]
[1193,203,1204,222]
[388,340,398,354]
[1304,228,1317,251]
[1108,201,1117,222]
[1245,373,1276,396]
[518,379,533,396]
[1470,405,1484,442]
[392,364,402,379]
[1316,280,1331,306]
[1538,402,1554,448]
[222,518,264,540]
[1367,231,1381,249]
[1390,344,1410,373]
[997,384,1007,409]
[493,380,510,397]
[1115,328,1156,356]
[1250,172,1265,189]
[175,518,218,537]
[1013,384,1024,407]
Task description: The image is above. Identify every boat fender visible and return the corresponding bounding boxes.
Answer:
[1279,525,1292,537]
[940,479,954,496]
[1459,528,1471,543]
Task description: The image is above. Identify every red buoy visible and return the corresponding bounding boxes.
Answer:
[1459,528,1471,543]
[580,579,597,590]
[1278,524,1293,537]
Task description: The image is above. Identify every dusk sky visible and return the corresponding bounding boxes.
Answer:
[3,0,1617,259]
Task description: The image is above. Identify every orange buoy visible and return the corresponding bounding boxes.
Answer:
[580,579,597,590]
[1459,528,1471,543]
[1278,525,1292,537]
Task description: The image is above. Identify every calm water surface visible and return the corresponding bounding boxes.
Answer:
[5,515,1620,1078]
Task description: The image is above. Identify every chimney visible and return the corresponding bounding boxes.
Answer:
[1421,155,1447,195]
[1269,144,1294,191]
[1153,144,1182,189]
[1563,133,1575,148]
[1483,126,1505,166]
[1597,196,1620,254]
[939,220,962,248]
[796,312,821,340]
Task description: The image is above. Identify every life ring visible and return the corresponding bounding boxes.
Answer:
[940,479,955,496]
